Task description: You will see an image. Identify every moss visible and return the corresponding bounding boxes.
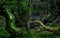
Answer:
[0,28,10,38]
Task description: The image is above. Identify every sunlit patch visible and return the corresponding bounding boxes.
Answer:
[9,15,13,19]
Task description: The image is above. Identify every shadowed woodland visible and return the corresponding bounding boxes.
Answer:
[0,0,60,38]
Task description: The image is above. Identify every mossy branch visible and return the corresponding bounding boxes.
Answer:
[6,8,21,32]
[28,20,57,32]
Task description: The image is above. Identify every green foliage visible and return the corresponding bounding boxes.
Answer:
[0,28,10,38]
[0,0,60,38]
[22,31,60,38]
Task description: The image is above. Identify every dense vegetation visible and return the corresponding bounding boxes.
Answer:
[0,0,60,38]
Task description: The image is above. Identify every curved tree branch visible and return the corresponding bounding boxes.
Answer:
[28,20,57,32]
[5,8,21,37]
